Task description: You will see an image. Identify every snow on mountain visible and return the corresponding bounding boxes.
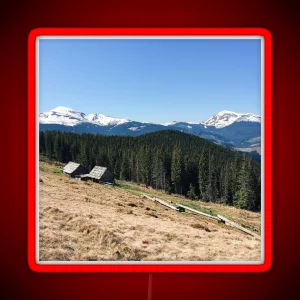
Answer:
[128,127,139,131]
[162,121,179,126]
[202,110,261,129]
[40,106,130,127]
[85,113,129,126]
[160,111,260,128]
[39,106,86,126]
[40,107,261,131]
[39,107,261,152]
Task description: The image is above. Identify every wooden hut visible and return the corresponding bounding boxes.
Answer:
[62,161,89,178]
[75,174,90,181]
[87,166,115,184]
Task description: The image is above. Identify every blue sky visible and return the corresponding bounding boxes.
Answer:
[39,38,261,123]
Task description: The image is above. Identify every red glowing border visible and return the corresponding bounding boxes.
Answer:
[28,27,272,272]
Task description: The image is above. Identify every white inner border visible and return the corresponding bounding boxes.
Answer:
[36,35,264,265]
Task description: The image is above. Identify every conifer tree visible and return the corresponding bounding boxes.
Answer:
[54,134,63,162]
[128,153,135,182]
[140,147,152,186]
[198,148,209,201]
[233,157,256,210]
[221,162,233,204]
[152,148,165,189]
[120,154,129,181]
[70,142,79,162]
[79,142,90,169]
[39,131,46,154]
[136,150,141,184]
[187,183,196,200]
[63,143,71,163]
[171,145,183,194]
[45,131,54,159]
[206,152,218,202]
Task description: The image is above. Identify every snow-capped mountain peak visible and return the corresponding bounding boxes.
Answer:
[40,107,130,127]
[40,106,86,126]
[40,106,261,152]
[40,106,260,130]
[202,110,261,129]
[85,113,130,126]
[50,106,78,113]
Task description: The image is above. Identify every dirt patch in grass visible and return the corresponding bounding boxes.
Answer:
[190,223,212,232]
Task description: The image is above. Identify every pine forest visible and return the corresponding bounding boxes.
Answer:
[39,130,261,212]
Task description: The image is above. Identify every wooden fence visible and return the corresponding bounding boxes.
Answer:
[143,194,260,239]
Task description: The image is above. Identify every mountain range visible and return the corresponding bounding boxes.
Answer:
[39,106,261,154]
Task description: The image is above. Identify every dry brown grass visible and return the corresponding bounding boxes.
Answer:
[39,161,261,262]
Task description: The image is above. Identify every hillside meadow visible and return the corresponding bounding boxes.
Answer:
[39,160,261,262]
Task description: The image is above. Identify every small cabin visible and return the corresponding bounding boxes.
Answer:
[87,166,115,184]
[75,174,91,181]
[62,161,89,178]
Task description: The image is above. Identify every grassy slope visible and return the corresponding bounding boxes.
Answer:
[115,180,260,234]
[39,156,261,233]
[38,159,261,261]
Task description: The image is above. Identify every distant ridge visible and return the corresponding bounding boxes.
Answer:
[40,106,261,153]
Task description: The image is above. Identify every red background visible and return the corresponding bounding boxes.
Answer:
[2,1,299,299]
[27,27,272,274]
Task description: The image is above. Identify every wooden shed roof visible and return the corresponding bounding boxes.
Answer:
[88,166,109,180]
[63,161,81,174]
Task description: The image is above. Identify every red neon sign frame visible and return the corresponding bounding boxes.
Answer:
[28,27,272,272]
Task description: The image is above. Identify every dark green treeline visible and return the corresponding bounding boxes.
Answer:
[40,130,261,211]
